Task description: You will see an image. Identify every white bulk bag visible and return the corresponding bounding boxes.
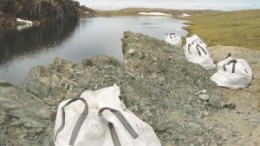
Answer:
[183,35,215,70]
[54,85,161,146]
[165,33,182,46]
[210,54,253,89]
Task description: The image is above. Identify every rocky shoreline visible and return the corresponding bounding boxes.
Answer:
[0,0,96,30]
[0,32,259,146]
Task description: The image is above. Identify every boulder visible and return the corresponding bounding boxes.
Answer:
[0,80,53,146]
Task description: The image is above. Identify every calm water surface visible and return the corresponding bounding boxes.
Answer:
[0,16,188,86]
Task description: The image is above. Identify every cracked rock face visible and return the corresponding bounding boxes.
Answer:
[0,32,259,146]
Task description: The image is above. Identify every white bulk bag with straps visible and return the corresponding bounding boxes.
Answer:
[54,85,161,146]
[183,35,215,70]
[210,53,253,89]
[165,33,182,46]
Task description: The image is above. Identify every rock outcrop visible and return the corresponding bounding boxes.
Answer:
[0,32,259,146]
[0,0,96,30]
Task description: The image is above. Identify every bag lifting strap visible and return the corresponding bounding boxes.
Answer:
[223,60,237,73]
[188,44,191,53]
[196,44,207,56]
[54,97,89,145]
[188,43,207,56]
[98,107,139,146]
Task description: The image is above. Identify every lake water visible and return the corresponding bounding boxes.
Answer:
[0,16,188,86]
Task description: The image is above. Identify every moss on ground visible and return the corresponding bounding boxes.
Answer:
[183,9,260,51]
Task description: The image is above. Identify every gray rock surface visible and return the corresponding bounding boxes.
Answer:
[0,32,259,146]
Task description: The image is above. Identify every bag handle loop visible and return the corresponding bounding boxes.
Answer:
[98,107,139,146]
[54,97,89,145]
[223,60,237,73]
[188,43,207,56]
[196,44,207,56]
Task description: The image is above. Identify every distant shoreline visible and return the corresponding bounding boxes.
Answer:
[97,8,260,51]
[76,0,260,11]
[96,8,220,17]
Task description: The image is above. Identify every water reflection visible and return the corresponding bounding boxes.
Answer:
[0,21,78,65]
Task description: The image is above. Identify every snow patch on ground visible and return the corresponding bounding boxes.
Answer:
[138,12,171,16]
[16,18,33,31]
[178,13,191,17]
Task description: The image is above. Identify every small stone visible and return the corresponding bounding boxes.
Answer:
[202,111,209,116]
[199,94,209,101]
[221,101,236,109]
[0,80,12,86]
[221,133,228,141]
[53,57,63,66]
[139,52,145,59]
[82,58,92,66]
[194,89,207,95]
[209,96,222,109]
[129,48,135,55]
[50,74,60,87]
[0,112,5,124]
[38,109,52,119]
[183,104,193,113]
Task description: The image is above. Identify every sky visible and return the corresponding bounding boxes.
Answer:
[76,0,260,11]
